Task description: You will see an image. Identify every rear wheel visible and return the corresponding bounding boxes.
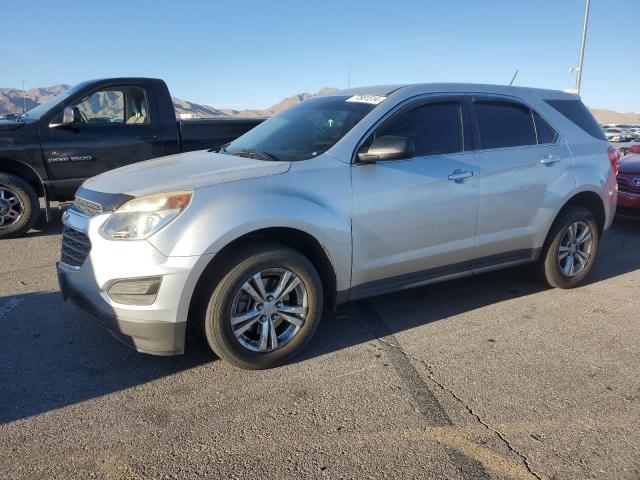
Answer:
[0,173,39,238]
[201,244,323,369]
[534,206,599,288]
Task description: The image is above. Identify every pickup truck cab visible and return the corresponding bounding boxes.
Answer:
[0,77,262,237]
[57,83,618,369]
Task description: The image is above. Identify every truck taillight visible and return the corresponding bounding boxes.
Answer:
[608,145,620,175]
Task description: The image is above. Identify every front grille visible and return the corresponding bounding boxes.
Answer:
[617,175,640,193]
[72,196,102,217]
[61,226,92,267]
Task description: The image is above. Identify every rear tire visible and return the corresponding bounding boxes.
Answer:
[201,243,323,369]
[0,173,39,238]
[533,206,599,288]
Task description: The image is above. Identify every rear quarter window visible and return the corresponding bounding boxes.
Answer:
[545,99,607,141]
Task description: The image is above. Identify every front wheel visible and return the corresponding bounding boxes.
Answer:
[202,244,324,369]
[0,173,40,238]
[534,206,600,288]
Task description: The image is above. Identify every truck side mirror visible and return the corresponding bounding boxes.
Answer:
[357,135,415,163]
[49,107,75,128]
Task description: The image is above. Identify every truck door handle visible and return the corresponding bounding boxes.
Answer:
[540,155,561,165]
[448,170,473,182]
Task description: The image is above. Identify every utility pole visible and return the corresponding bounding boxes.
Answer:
[575,0,591,95]
[22,80,26,114]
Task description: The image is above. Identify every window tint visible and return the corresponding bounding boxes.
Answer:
[376,102,463,156]
[533,112,557,144]
[475,101,536,149]
[545,99,607,141]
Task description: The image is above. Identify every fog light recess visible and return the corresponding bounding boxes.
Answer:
[106,276,162,306]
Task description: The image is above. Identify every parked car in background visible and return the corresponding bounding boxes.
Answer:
[619,137,640,155]
[0,78,264,238]
[57,83,617,369]
[616,145,640,217]
[606,128,626,142]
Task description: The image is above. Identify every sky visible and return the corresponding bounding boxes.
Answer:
[1,0,638,112]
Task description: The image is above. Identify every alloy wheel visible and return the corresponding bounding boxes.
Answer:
[230,268,308,352]
[0,187,23,229]
[558,221,593,277]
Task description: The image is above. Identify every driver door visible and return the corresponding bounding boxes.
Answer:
[41,86,163,199]
[350,96,479,297]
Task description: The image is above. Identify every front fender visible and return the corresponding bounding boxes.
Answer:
[148,163,352,292]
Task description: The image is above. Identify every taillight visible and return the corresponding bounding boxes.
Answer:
[608,145,620,175]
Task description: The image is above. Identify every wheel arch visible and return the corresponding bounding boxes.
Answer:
[0,158,45,197]
[558,190,606,232]
[184,226,339,347]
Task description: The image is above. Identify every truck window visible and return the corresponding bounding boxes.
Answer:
[75,90,125,124]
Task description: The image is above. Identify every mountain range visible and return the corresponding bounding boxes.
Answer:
[0,84,338,119]
[0,84,637,124]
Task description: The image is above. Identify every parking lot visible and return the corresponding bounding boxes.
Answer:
[1,211,639,480]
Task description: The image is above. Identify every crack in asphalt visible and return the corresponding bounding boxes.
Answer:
[376,336,543,480]
[355,301,491,479]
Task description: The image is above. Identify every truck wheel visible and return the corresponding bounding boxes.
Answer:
[533,206,600,288]
[202,243,323,369]
[0,173,40,238]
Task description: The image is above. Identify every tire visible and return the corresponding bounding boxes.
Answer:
[534,206,600,288]
[201,243,324,369]
[0,173,40,239]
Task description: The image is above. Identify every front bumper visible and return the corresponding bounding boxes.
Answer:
[616,189,640,216]
[57,209,208,356]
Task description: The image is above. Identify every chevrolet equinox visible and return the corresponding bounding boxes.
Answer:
[57,84,618,369]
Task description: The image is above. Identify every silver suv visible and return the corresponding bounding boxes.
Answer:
[57,84,619,369]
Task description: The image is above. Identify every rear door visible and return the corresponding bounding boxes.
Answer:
[470,96,573,261]
[41,85,163,198]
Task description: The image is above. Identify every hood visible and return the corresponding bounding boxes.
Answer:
[619,154,640,174]
[82,150,292,196]
[0,118,24,131]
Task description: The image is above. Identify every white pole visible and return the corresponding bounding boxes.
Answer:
[575,0,591,94]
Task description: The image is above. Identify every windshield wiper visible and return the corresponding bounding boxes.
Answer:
[228,149,281,162]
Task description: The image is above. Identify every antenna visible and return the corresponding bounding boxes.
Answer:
[347,61,351,89]
[509,70,519,86]
[22,80,26,113]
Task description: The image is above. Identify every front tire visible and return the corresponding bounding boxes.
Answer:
[202,244,324,369]
[534,206,600,288]
[0,173,39,238]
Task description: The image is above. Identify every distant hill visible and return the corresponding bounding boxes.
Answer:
[0,84,337,119]
[589,109,640,125]
[1,84,637,124]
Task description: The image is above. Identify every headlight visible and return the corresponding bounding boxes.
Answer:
[100,191,192,240]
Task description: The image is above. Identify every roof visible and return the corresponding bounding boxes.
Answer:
[324,83,577,101]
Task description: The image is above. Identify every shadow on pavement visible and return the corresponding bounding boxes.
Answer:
[1,219,638,425]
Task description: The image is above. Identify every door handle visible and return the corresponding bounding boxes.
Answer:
[448,170,473,182]
[540,155,561,166]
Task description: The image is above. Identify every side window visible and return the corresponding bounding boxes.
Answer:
[74,90,125,124]
[376,101,463,156]
[533,112,557,144]
[123,87,151,125]
[475,101,537,149]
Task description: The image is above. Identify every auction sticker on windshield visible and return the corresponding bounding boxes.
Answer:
[346,95,386,105]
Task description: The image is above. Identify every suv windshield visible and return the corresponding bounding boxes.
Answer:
[224,95,379,162]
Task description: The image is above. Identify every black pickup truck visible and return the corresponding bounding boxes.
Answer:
[0,77,263,238]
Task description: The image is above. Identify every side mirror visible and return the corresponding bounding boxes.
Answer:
[49,106,75,128]
[357,135,415,163]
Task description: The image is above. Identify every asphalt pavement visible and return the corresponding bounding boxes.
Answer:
[1,210,639,479]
